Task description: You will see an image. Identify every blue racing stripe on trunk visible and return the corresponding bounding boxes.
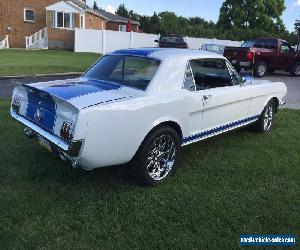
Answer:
[25,91,56,132]
[42,79,121,101]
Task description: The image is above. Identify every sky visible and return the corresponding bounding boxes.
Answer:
[87,0,300,31]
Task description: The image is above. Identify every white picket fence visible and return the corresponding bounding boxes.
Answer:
[75,29,242,54]
[0,35,9,49]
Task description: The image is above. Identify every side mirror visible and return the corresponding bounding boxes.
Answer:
[154,40,159,43]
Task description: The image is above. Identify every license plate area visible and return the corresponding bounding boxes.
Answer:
[38,136,52,152]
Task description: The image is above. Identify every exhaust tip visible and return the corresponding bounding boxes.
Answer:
[71,160,80,169]
[24,127,35,138]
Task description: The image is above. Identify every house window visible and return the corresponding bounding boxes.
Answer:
[24,8,35,22]
[57,12,64,27]
[50,11,56,27]
[119,25,126,32]
[54,12,75,29]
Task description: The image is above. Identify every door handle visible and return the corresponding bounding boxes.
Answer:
[203,94,212,101]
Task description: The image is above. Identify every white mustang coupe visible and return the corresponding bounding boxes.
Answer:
[11,48,287,186]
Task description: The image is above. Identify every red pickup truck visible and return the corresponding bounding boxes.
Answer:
[224,38,300,77]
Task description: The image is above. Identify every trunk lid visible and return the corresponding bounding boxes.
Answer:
[12,77,141,137]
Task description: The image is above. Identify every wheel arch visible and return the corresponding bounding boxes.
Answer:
[132,119,184,161]
[262,96,279,114]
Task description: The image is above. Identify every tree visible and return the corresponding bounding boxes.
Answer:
[93,1,99,11]
[113,3,296,44]
[217,0,286,33]
[116,4,130,18]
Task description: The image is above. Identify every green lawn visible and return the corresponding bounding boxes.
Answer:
[0,99,299,249]
[0,49,100,76]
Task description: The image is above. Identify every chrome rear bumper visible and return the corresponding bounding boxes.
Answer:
[11,110,70,151]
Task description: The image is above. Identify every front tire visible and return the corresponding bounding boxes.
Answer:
[290,62,300,77]
[252,100,275,133]
[131,126,181,186]
[254,62,268,77]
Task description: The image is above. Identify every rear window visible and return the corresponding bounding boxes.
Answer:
[253,39,277,49]
[84,55,160,91]
[161,36,184,43]
[241,41,255,48]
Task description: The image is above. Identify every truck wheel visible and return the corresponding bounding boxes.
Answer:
[131,126,181,186]
[290,62,300,77]
[252,100,275,133]
[254,62,268,77]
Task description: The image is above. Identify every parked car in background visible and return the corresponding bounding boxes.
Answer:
[11,48,287,186]
[155,34,188,48]
[223,38,300,77]
[201,43,225,54]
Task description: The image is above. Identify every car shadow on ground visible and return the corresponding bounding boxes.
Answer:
[22,126,252,190]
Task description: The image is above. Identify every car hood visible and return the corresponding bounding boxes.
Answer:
[25,77,142,110]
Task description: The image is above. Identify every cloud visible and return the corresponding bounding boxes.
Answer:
[293,0,300,7]
[103,4,116,14]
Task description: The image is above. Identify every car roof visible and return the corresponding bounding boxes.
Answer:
[110,48,224,61]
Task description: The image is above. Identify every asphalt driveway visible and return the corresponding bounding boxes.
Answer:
[0,75,79,100]
[0,73,299,109]
[262,72,300,109]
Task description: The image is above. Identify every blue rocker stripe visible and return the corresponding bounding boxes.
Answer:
[183,115,260,144]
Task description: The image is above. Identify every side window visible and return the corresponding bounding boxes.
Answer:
[280,42,291,53]
[183,63,196,91]
[189,58,232,90]
[227,61,243,85]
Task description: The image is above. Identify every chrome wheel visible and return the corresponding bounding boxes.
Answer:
[257,64,266,76]
[146,134,176,181]
[295,65,300,76]
[263,105,273,131]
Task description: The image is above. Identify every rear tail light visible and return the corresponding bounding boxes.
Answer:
[12,98,21,113]
[60,121,74,142]
[247,50,254,61]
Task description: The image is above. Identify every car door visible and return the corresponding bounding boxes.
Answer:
[184,58,252,139]
[277,41,295,69]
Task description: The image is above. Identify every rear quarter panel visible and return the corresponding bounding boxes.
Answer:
[248,81,287,117]
[76,92,189,169]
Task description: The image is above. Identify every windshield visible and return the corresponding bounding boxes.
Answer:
[161,36,184,43]
[84,55,160,91]
[241,40,255,48]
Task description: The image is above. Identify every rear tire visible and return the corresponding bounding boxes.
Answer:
[252,100,275,133]
[130,126,181,186]
[254,62,268,77]
[290,62,300,77]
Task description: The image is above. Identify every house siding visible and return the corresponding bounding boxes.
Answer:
[0,0,59,48]
[85,11,106,30]
[0,0,139,49]
[46,10,77,50]
[106,21,139,32]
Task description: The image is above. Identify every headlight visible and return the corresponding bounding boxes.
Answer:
[12,98,21,113]
[60,121,74,142]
